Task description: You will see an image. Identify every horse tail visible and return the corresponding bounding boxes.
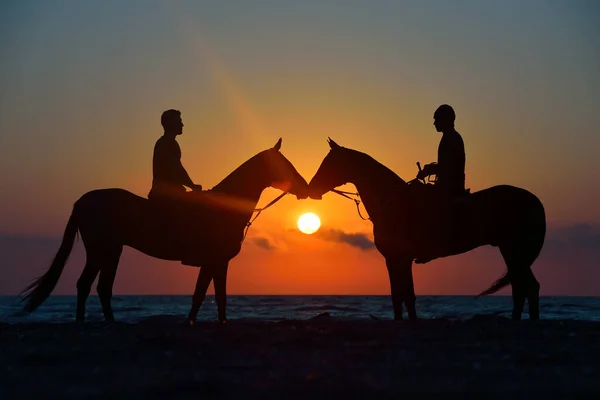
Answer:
[477,192,546,298]
[477,271,510,297]
[19,207,79,314]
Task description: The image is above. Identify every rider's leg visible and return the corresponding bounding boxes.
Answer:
[414,193,452,264]
[180,193,204,267]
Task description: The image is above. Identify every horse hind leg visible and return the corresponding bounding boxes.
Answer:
[509,274,527,320]
[524,268,540,320]
[500,246,540,320]
[96,246,123,322]
[76,246,104,322]
[500,247,526,320]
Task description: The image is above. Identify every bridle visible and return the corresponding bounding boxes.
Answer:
[320,160,433,224]
[241,191,289,244]
[331,189,371,221]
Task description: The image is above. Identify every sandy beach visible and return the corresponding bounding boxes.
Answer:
[1,314,599,398]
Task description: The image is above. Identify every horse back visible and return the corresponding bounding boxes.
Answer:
[465,184,543,212]
[74,188,244,250]
[451,184,545,243]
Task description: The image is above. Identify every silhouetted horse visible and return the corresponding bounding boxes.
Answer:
[20,139,309,324]
[308,138,546,321]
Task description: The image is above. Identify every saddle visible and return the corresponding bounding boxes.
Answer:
[393,180,471,261]
[147,191,212,263]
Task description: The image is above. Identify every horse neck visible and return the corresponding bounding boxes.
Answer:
[346,152,405,223]
[210,156,267,217]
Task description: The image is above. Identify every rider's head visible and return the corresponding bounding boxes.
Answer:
[433,104,455,132]
[161,109,184,136]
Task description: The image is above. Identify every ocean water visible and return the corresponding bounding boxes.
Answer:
[1,295,599,323]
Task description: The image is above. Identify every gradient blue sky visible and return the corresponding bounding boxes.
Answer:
[1,1,598,295]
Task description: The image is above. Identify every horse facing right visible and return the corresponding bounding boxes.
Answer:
[308,138,546,321]
[19,138,309,324]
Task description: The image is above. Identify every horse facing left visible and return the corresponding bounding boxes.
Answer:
[308,138,546,321]
[19,138,309,324]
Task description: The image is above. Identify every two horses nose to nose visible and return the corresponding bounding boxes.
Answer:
[295,186,322,200]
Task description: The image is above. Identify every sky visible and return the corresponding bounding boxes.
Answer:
[1,0,599,296]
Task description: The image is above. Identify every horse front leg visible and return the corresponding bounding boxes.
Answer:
[187,265,215,326]
[385,257,404,320]
[385,256,417,321]
[400,257,417,321]
[212,262,230,323]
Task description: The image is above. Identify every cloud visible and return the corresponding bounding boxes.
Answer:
[307,222,600,255]
[543,223,600,249]
[538,223,600,268]
[310,222,600,254]
[314,228,375,251]
[245,231,290,251]
[248,236,278,251]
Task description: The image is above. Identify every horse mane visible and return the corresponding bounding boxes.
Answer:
[210,149,268,193]
[341,146,406,187]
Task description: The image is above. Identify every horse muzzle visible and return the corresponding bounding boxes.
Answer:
[295,192,309,200]
[307,188,324,200]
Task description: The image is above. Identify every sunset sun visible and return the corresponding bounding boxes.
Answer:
[297,213,321,235]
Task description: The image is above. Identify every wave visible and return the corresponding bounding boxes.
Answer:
[2,295,599,323]
[114,306,146,312]
[292,305,362,312]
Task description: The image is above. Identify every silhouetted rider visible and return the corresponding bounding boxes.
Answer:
[148,109,202,201]
[417,104,466,200]
[413,104,466,264]
[148,109,204,266]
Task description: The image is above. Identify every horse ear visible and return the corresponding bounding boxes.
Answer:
[328,137,340,149]
[273,137,282,151]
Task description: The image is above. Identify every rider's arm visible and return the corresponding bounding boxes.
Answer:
[157,140,200,189]
[417,162,438,180]
[425,163,439,175]
[436,133,464,181]
[175,158,195,189]
[174,144,203,190]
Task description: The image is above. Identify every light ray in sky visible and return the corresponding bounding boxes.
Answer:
[170,7,269,146]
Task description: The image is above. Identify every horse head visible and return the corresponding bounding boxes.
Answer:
[263,138,309,200]
[308,137,351,200]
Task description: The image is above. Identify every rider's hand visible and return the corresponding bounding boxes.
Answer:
[417,163,435,180]
[192,184,203,191]
[421,163,437,179]
[425,162,437,171]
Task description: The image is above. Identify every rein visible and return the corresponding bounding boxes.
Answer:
[331,189,371,221]
[241,191,289,244]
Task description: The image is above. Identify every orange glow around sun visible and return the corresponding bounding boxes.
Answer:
[297,213,321,234]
